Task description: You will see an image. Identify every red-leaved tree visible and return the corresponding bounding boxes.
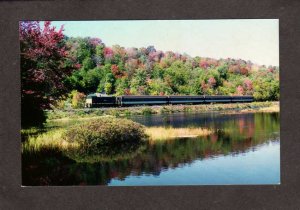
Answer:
[111,64,126,79]
[20,21,76,126]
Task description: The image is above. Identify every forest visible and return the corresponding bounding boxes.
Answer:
[20,21,279,126]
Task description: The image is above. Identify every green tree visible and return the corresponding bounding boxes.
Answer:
[216,64,229,80]
[164,61,190,93]
[82,57,95,71]
[130,68,148,94]
[104,83,113,95]
[104,73,115,94]
[115,78,130,95]
[148,79,173,95]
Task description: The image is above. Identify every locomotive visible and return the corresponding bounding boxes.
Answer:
[85,93,254,108]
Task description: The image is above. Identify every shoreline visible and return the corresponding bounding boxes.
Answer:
[22,102,279,152]
[47,101,279,122]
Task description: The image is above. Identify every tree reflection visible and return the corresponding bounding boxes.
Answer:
[22,112,279,185]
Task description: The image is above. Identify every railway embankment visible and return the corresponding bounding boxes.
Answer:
[46,101,279,121]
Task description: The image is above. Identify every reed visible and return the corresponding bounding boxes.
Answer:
[22,129,79,152]
[256,104,279,112]
[145,126,212,141]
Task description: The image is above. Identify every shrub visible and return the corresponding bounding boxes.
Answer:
[124,110,132,116]
[141,107,154,115]
[183,106,192,112]
[76,110,86,116]
[159,106,172,114]
[63,117,148,154]
[93,109,104,116]
[107,109,120,117]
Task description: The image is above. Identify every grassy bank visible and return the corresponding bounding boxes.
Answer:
[47,101,279,121]
[22,121,213,151]
[23,125,213,152]
[23,117,147,152]
[22,129,79,152]
[23,102,279,152]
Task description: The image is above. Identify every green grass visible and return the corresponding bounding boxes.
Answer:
[21,127,42,136]
[23,117,148,154]
[22,129,79,152]
[22,102,279,152]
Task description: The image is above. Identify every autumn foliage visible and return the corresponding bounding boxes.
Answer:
[20,21,76,126]
[20,21,279,126]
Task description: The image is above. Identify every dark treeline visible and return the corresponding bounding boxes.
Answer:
[20,21,279,126]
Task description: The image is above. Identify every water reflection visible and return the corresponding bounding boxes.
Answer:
[127,112,279,131]
[22,112,280,186]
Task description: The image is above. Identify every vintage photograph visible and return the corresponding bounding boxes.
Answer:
[20,20,279,186]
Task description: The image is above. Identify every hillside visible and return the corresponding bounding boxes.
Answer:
[20,21,279,125]
[64,36,279,102]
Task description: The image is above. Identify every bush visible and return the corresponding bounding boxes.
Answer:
[141,107,154,115]
[124,110,132,116]
[183,106,192,112]
[159,106,172,114]
[107,109,120,117]
[63,117,148,154]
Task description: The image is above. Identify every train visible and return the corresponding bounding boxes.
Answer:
[85,93,254,108]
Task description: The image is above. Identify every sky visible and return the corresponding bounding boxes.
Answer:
[51,20,279,66]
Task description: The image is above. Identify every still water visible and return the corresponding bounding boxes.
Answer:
[22,112,280,185]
